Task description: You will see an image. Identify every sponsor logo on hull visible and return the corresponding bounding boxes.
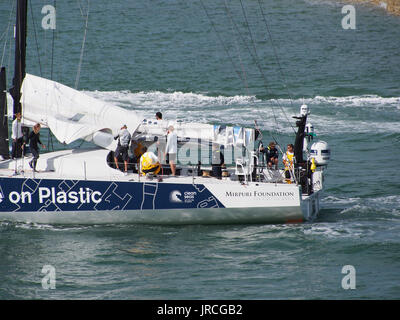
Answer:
[225,191,296,198]
[0,177,224,213]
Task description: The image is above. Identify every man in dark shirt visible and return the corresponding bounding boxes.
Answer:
[261,141,279,169]
[25,123,46,172]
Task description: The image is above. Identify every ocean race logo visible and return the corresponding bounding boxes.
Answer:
[7,187,102,205]
[169,190,197,204]
[170,190,183,203]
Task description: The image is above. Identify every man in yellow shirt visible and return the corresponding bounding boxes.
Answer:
[140,146,161,178]
[282,144,295,180]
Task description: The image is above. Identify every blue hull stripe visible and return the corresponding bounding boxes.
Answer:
[0,177,225,213]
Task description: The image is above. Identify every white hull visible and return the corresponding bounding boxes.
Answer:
[0,200,319,225]
[0,149,322,225]
[0,207,300,225]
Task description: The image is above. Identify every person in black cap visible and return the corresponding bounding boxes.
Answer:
[155,112,165,162]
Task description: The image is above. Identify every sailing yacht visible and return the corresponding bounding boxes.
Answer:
[0,1,330,225]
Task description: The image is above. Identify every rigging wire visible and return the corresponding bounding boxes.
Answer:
[0,0,15,68]
[200,0,302,162]
[0,0,14,130]
[200,0,279,162]
[47,0,58,151]
[199,0,247,86]
[29,0,43,77]
[200,1,276,140]
[50,0,56,80]
[256,0,295,106]
[75,0,90,90]
[223,0,250,97]
[237,0,296,135]
[6,19,13,88]
[0,31,7,45]
[77,0,85,18]
[221,0,281,137]
[203,0,296,137]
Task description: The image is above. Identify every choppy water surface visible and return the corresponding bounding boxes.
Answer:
[0,0,399,299]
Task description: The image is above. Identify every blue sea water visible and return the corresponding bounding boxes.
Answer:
[0,0,399,300]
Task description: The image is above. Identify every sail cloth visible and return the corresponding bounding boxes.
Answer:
[21,73,144,147]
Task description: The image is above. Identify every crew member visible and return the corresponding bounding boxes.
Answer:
[282,144,295,180]
[11,112,23,159]
[114,124,131,175]
[25,123,46,172]
[263,141,279,169]
[165,125,177,176]
[155,112,165,162]
[140,146,161,177]
[211,143,224,179]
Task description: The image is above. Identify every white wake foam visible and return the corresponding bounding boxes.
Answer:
[270,95,400,108]
[84,91,400,134]
[302,223,376,239]
[85,90,259,108]
[324,194,400,217]
[8,91,399,134]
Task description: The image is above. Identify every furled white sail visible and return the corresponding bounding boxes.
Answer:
[21,73,144,146]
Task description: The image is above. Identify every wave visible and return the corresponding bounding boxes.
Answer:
[304,194,400,239]
[84,90,399,109]
[322,194,400,217]
[0,221,94,231]
[302,223,376,239]
[322,195,361,205]
[84,90,260,108]
[270,95,400,108]
[84,91,400,134]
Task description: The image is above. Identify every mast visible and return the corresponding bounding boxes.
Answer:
[0,67,10,159]
[9,0,28,118]
[293,114,307,165]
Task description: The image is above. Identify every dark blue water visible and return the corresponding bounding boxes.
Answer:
[0,0,399,299]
